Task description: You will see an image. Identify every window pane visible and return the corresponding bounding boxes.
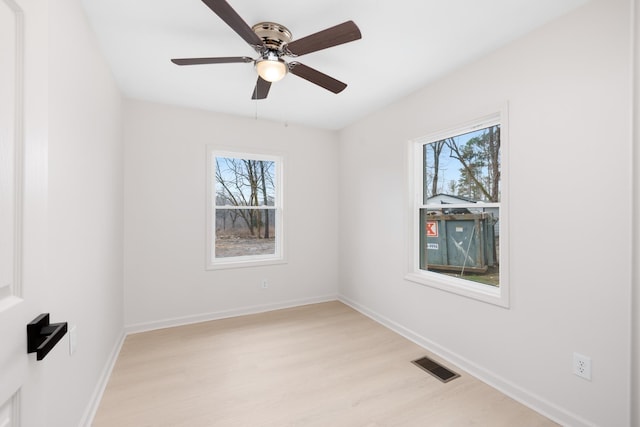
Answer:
[423,125,501,203]
[420,208,500,287]
[215,209,277,258]
[215,157,276,207]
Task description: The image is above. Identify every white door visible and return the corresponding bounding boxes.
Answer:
[0,0,48,425]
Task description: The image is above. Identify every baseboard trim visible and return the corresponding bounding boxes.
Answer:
[338,294,597,427]
[124,294,339,335]
[79,330,126,427]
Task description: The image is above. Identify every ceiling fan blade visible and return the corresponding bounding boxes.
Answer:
[251,77,272,100]
[285,21,361,57]
[171,56,253,65]
[201,0,263,47]
[289,62,347,94]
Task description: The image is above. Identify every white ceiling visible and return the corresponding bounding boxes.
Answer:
[80,0,590,130]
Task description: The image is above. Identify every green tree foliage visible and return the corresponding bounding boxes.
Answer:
[426,125,500,202]
[446,125,500,202]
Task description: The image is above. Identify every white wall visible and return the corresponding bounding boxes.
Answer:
[48,0,124,425]
[632,1,639,425]
[338,0,633,426]
[123,100,339,330]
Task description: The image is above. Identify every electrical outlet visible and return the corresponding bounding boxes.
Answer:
[261,279,269,289]
[573,352,591,380]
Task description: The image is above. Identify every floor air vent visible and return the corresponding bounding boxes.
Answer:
[412,356,460,383]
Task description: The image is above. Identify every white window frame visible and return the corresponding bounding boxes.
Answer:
[405,108,510,307]
[206,147,285,270]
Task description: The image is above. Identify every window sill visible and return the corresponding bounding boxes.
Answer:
[404,271,509,308]
[207,257,287,270]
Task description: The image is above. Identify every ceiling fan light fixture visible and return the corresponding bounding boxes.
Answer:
[256,58,288,83]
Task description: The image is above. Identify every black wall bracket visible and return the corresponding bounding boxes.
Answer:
[27,313,68,361]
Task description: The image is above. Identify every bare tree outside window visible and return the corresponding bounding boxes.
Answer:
[214,156,277,259]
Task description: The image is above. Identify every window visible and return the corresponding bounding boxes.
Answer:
[406,110,509,307]
[207,149,284,269]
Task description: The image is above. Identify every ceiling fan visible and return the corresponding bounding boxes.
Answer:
[171,0,362,100]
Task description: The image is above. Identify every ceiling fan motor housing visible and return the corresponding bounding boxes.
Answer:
[252,22,292,52]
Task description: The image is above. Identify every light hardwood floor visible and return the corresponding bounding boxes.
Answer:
[93,301,557,426]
